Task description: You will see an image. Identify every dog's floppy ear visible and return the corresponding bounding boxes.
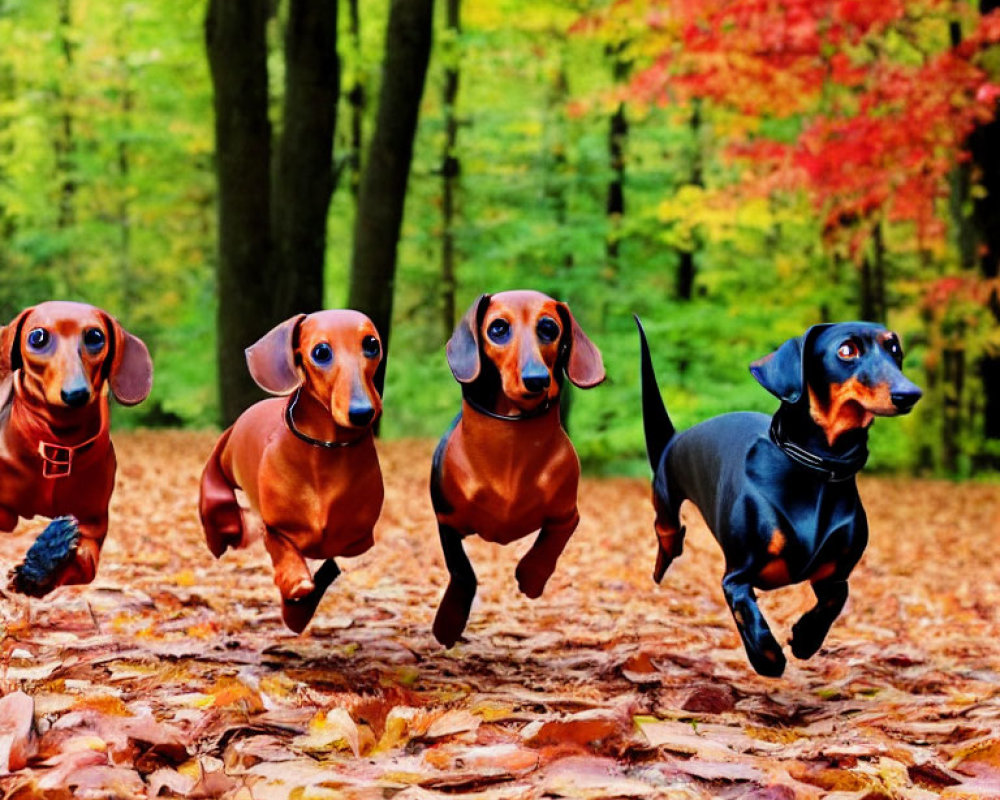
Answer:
[0,308,34,376]
[556,302,605,388]
[246,314,306,396]
[446,294,491,383]
[749,324,830,404]
[103,314,154,406]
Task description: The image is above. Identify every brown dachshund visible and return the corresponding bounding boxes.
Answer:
[0,301,153,596]
[430,290,605,646]
[199,310,384,633]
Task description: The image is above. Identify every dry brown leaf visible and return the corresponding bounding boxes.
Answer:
[0,692,37,773]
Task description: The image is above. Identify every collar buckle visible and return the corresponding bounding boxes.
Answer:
[38,442,73,478]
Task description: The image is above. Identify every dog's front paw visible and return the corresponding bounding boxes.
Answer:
[9,517,80,598]
[789,616,827,660]
[515,563,549,599]
[745,634,787,678]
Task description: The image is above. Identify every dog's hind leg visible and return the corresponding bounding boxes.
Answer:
[790,578,849,660]
[199,427,245,558]
[516,508,579,599]
[722,570,786,677]
[433,522,477,647]
[652,487,685,584]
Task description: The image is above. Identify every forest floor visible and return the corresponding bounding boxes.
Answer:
[0,432,998,799]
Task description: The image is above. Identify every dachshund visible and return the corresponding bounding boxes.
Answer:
[0,301,153,597]
[636,318,922,676]
[199,310,384,633]
[431,290,605,647]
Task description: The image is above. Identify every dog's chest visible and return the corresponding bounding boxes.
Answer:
[744,440,863,585]
[0,435,113,520]
[258,441,383,533]
[442,428,577,542]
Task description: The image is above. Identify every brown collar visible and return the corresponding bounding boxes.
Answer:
[284,388,367,449]
[14,374,109,478]
[462,393,556,421]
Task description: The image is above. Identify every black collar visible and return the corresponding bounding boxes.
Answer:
[768,413,868,482]
[284,388,366,449]
[462,392,556,422]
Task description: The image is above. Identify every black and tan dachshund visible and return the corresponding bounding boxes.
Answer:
[636,318,921,676]
[430,291,605,647]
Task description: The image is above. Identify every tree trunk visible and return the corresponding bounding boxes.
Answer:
[440,0,461,342]
[676,101,702,301]
[942,345,965,474]
[605,43,629,275]
[271,0,339,317]
[206,0,273,424]
[347,0,363,200]
[115,11,135,319]
[969,0,1000,466]
[348,0,434,393]
[55,0,76,236]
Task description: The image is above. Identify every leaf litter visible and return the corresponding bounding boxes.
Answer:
[0,431,995,798]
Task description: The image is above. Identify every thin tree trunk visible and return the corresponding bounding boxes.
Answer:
[115,10,135,319]
[543,54,572,272]
[605,43,628,276]
[206,0,273,424]
[676,100,702,301]
[440,0,461,342]
[54,0,77,289]
[348,0,434,394]
[942,344,965,474]
[271,0,339,316]
[347,0,363,200]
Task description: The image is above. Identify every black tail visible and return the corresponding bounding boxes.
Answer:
[635,315,675,472]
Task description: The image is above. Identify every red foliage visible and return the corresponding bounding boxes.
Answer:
[577,0,1000,254]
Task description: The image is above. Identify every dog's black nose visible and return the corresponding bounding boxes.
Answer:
[61,387,91,408]
[891,389,921,413]
[523,376,549,393]
[522,365,550,394]
[348,405,375,427]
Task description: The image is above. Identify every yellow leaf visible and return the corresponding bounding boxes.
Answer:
[297,708,361,757]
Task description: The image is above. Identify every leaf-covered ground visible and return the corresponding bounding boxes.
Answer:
[0,432,998,799]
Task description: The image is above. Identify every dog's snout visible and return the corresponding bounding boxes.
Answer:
[891,388,921,413]
[60,387,91,408]
[522,364,550,394]
[348,405,375,427]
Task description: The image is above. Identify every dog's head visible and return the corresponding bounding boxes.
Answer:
[246,310,383,429]
[750,321,922,444]
[447,290,605,413]
[0,301,153,412]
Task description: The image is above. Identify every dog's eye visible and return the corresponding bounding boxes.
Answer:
[487,319,510,343]
[361,335,380,360]
[837,341,860,360]
[83,328,105,352]
[536,317,560,344]
[310,342,333,366]
[26,328,50,351]
[885,337,903,362]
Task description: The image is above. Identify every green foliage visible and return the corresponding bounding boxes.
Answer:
[0,0,993,475]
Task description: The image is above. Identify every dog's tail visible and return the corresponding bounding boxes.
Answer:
[635,315,675,472]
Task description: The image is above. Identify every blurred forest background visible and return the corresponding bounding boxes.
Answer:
[0,0,999,476]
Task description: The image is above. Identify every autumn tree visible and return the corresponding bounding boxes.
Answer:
[206,0,339,424]
[579,0,1000,470]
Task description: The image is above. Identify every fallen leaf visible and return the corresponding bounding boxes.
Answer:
[0,692,37,772]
